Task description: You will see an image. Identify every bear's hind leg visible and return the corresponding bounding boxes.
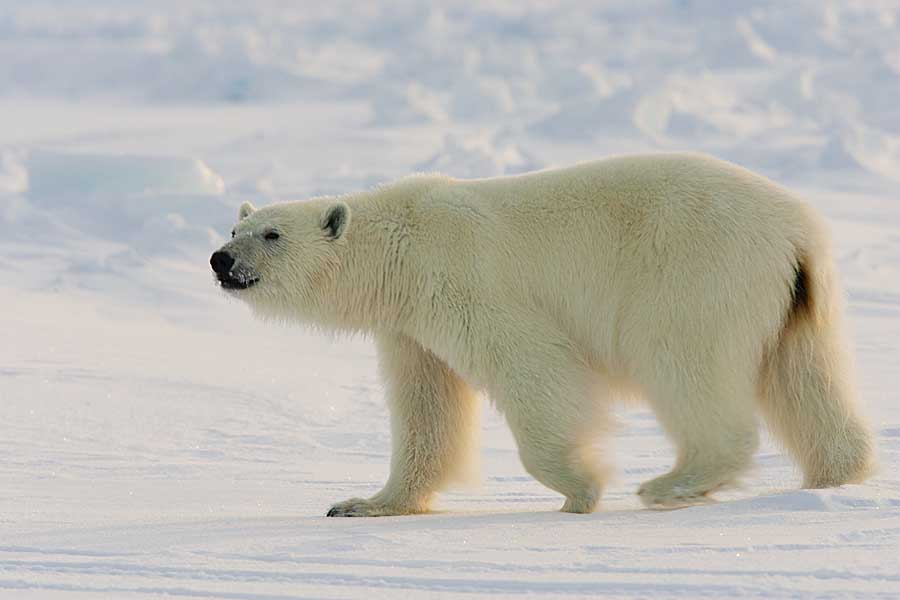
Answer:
[638,371,759,508]
[327,334,480,517]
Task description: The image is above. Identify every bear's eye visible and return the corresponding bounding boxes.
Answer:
[231,229,236,238]
[264,231,280,241]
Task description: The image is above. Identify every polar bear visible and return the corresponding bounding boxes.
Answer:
[210,153,875,516]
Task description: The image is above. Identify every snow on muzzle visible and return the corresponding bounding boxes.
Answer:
[210,250,260,290]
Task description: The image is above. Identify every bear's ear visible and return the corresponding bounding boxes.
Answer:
[322,202,351,240]
[238,201,256,221]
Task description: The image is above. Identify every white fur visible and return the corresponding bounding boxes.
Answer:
[216,152,876,515]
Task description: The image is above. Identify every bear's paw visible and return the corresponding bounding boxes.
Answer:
[637,474,718,509]
[326,496,422,517]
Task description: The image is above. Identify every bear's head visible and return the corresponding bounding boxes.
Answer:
[210,199,351,317]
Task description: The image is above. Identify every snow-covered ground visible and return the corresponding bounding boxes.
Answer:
[1,1,899,597]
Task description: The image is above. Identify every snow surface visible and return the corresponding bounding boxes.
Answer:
[1,1,899,598]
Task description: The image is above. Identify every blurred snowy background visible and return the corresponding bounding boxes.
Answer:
[1,2,899,598]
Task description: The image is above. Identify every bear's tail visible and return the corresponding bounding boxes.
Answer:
[758,221,876,488]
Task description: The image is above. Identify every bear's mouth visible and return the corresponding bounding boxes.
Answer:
[218,271,260,290]
[221,277,259,290]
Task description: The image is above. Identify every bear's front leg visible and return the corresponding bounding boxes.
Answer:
[326,334,480,517]
[490,330,609,514]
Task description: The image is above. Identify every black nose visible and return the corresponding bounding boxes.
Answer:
[210,251,235,276]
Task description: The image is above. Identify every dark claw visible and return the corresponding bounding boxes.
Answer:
[327,507,338,517]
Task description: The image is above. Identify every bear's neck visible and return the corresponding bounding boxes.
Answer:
[314,176,448,334]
